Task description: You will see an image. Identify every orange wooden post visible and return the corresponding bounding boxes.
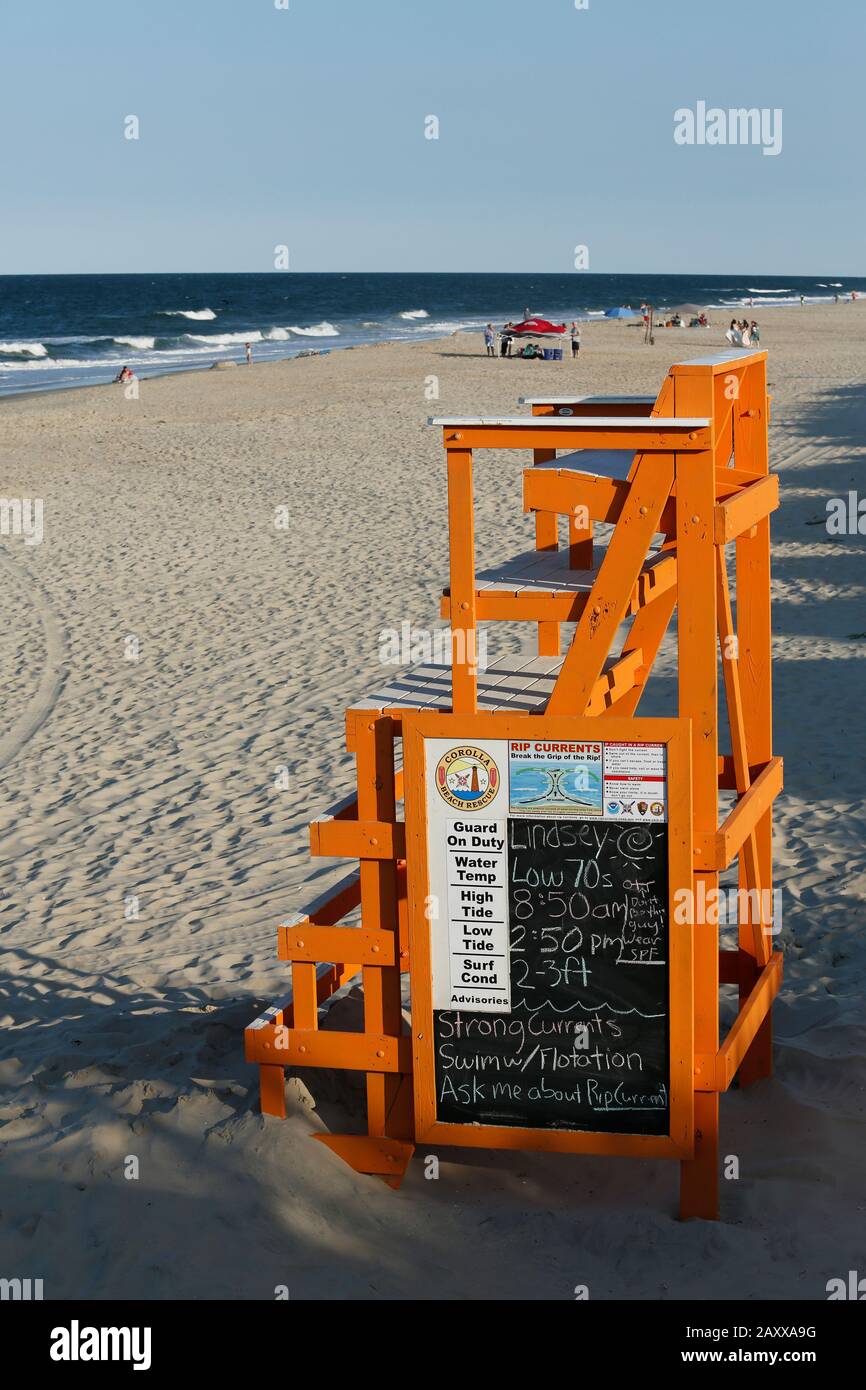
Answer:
[259,1057,288,1119]
[533,445,561,655]
[568,513,594,570]
[716,552,771,968]
[735,357,774,1084]
[356,716,405,1137]
[445,443,478,712]
[674,372,720,1221]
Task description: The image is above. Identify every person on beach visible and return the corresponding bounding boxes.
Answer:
[570,322,581,358]
[245,342,253,366]
[800,294,805,307]
[500,324,514,357]
[750,320,760,344]
[113,365,134,384]
[484,324,496,357]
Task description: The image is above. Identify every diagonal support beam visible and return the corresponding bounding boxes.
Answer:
[546,453,675,714]
[717,552,772,967]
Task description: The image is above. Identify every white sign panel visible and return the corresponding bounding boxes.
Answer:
[424,739,510,1013]
[423,737,668,1015]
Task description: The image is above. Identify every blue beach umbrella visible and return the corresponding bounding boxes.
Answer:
[605,306,640,319]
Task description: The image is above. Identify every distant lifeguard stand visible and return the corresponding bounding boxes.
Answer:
[246,347,782,1219]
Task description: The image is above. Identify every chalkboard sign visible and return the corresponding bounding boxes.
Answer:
[433,816,670,1135]
[405,722,693,1152]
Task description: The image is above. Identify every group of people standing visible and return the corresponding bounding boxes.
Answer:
[728,317,760,347]
[483,321,582,359]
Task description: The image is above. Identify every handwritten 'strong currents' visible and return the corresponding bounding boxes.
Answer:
[435,816,670,1134]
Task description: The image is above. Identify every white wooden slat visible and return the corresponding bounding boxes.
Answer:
[429,415,710,429]
[531,448,635,480]
[671,348,764,368]
[518,394,657,406]
[469,546,667,597]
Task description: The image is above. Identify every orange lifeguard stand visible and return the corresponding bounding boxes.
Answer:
[245,346,782,1219]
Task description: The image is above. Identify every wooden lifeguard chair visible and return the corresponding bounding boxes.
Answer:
[245,347,782,1219]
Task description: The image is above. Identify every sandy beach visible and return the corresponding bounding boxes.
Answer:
[1,303,865,1300]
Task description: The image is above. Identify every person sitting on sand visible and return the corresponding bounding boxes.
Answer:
[114,365,134,384]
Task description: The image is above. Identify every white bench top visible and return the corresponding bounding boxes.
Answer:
[429,415,710,429]
[671,348,766,368]
[354,652,563,714]
[354,646,646,715]
[531,448,635,481]
[518,394,657,406]
[463,545,668,595]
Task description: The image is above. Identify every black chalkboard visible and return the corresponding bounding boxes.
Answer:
[434,817,670,1134]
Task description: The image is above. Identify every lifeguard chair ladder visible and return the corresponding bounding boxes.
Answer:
[245,347,782,1219]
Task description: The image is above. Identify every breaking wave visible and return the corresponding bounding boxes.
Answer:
[114,336,155,350]
[0,341,48,357]
[161,308,217,321]
[184,330,264,345]
[399,309,429,319]
[286,321,339,336]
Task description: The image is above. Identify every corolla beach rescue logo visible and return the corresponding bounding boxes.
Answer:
[435,745,499,811]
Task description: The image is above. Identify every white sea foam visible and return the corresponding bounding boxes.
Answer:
[184,331,264,345]
[162,309,218,321]
[287,321,339,337]
[0,356,108,372]
[0,341,48,357]
[264,327,291,341]
[114,336,156,350]
[399,309,429,319]
[746,287,792,293]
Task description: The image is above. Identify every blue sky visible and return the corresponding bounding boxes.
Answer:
[1,0,862,274]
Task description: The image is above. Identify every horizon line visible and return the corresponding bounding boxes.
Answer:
[0,268,862,279]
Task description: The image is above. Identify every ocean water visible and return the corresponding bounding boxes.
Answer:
[0,271,862,398]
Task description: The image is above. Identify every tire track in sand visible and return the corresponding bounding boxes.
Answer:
[0,548,69,771]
